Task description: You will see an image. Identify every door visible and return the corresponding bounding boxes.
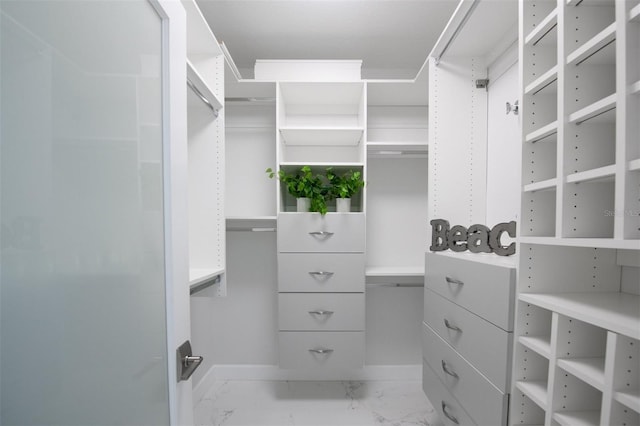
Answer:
[0,1,192,424]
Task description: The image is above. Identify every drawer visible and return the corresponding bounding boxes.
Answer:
[279,331,364,370]
[278,213,365,253]
[425,253,515,331]
[422,358,476,426]
[278,253,364,292]
[424,289,512,391]
[422,322,508,426]
[279,293,364,331]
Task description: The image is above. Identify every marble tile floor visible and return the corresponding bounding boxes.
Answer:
[194,380,441,426]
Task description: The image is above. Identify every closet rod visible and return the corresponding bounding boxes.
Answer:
[187,79,219,117]
[366,283,424,288]
[189,274,222,296]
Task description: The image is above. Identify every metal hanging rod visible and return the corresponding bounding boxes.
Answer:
[189,274,222,296]
[187,79,219,117]
[225,97,276,104]
[366,283,424,288]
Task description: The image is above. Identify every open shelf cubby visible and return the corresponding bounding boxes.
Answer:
[551,369,602,426]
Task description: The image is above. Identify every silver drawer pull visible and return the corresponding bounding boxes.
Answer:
[308,310,334,316]
[309,231,334,236]
[444,318,462,332]
[441,401,459,424]
[441,360,459,379]
[308,348,334,354]
[309,271,334,277]
[445,276,464,285]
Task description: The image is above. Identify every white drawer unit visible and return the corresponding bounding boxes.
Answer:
[422,322,508,426]
[423,253,515,426]
[277,213,366,253]
[278,293,365,331]
[423,358,476,426]
[425,253,515,331]
[279,331,365,370]
[277,253,365,292]
[423,288,512,391]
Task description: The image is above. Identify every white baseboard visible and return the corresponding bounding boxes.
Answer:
[206,364,422,382]
[192,365,219,403]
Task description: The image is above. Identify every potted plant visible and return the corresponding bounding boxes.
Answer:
[326,168,365,213]
[266,165,329,214]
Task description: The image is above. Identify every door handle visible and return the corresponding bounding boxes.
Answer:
[176,340,203,382]
[444,318,462,332]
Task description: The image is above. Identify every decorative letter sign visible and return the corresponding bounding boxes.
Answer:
[429,219,516,256]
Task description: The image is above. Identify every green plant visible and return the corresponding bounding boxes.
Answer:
[326,168,365,199]
[266,166,329,214]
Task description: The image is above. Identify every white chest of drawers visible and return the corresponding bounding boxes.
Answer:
[422,252,516,425]
[277,213,366,375]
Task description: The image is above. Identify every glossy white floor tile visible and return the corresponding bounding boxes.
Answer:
[194,380,439,426]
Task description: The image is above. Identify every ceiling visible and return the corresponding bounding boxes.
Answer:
[196,0,460,80]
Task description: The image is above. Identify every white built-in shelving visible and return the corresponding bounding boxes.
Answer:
[182,0,226,294]
[365,86,428,283]
[513,1,640,424]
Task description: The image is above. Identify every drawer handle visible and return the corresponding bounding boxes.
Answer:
[444,319,462,332]
[441,401,459,424]
[308,310,334,316]
[308,348,334,354]
[441,360,459,379]
[445,276,464,285]
[309,271,334,277]
[309,231,334,237]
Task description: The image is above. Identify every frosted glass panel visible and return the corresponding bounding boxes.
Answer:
[0,1,169,425]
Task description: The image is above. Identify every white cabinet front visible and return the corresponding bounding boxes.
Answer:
[279,331,364,370]
[422,358,476,426]
[278,253,365,292]
[278,213,365,253]
[279,293,364,331]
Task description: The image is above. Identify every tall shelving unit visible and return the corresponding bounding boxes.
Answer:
[512,1,640,425]
[182,0,226,295]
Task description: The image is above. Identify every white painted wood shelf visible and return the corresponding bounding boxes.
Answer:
[568,94,616,125]
[187,59,223,112]
[525,8,557,46]
[519,292,640,340]
[279,127,364,146]
[516,381,548,409]
[629,3,640,22]
[366,142,428,158]
[365,266,424,285]
[615,390,640,413]
[189,268,224,288]
[566,23,616,66]
[525,66,558,95]
[557,357,605,391]
[518,236,640,250]
[226,216,277,232]
[566,165,616,184]
[630,159,640,172]
[523,178,557,193]
[552,411,600,426]
[519,336,552,358]
[525,121,558,143]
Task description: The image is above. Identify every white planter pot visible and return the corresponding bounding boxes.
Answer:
[336,198,351,213]
[297,197,311,212]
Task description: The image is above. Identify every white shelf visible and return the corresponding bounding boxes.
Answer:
[553,411,600,426]
[632,80,640,95]
[630,4,640,22]
[568,94,616,125]
[516,381,548,409]
[279,162,364,169]
[525,66,558,95]
[526,121,558,143]
[519,336,552,358]
[189,267,224,288]
[365,266,424,285]
[629,159,640,171]
[367,142,428,158]
[524,178,557,193]
[566,165,616,184]
[187,60,223,111]
[519,292,640,340]
[519,236,640,250]
[525,9,558,46]
[615,390,640,413]
[279,127,364,145]
[567,23,616,66]
[226,216,277,232]
[557,358,605,391]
